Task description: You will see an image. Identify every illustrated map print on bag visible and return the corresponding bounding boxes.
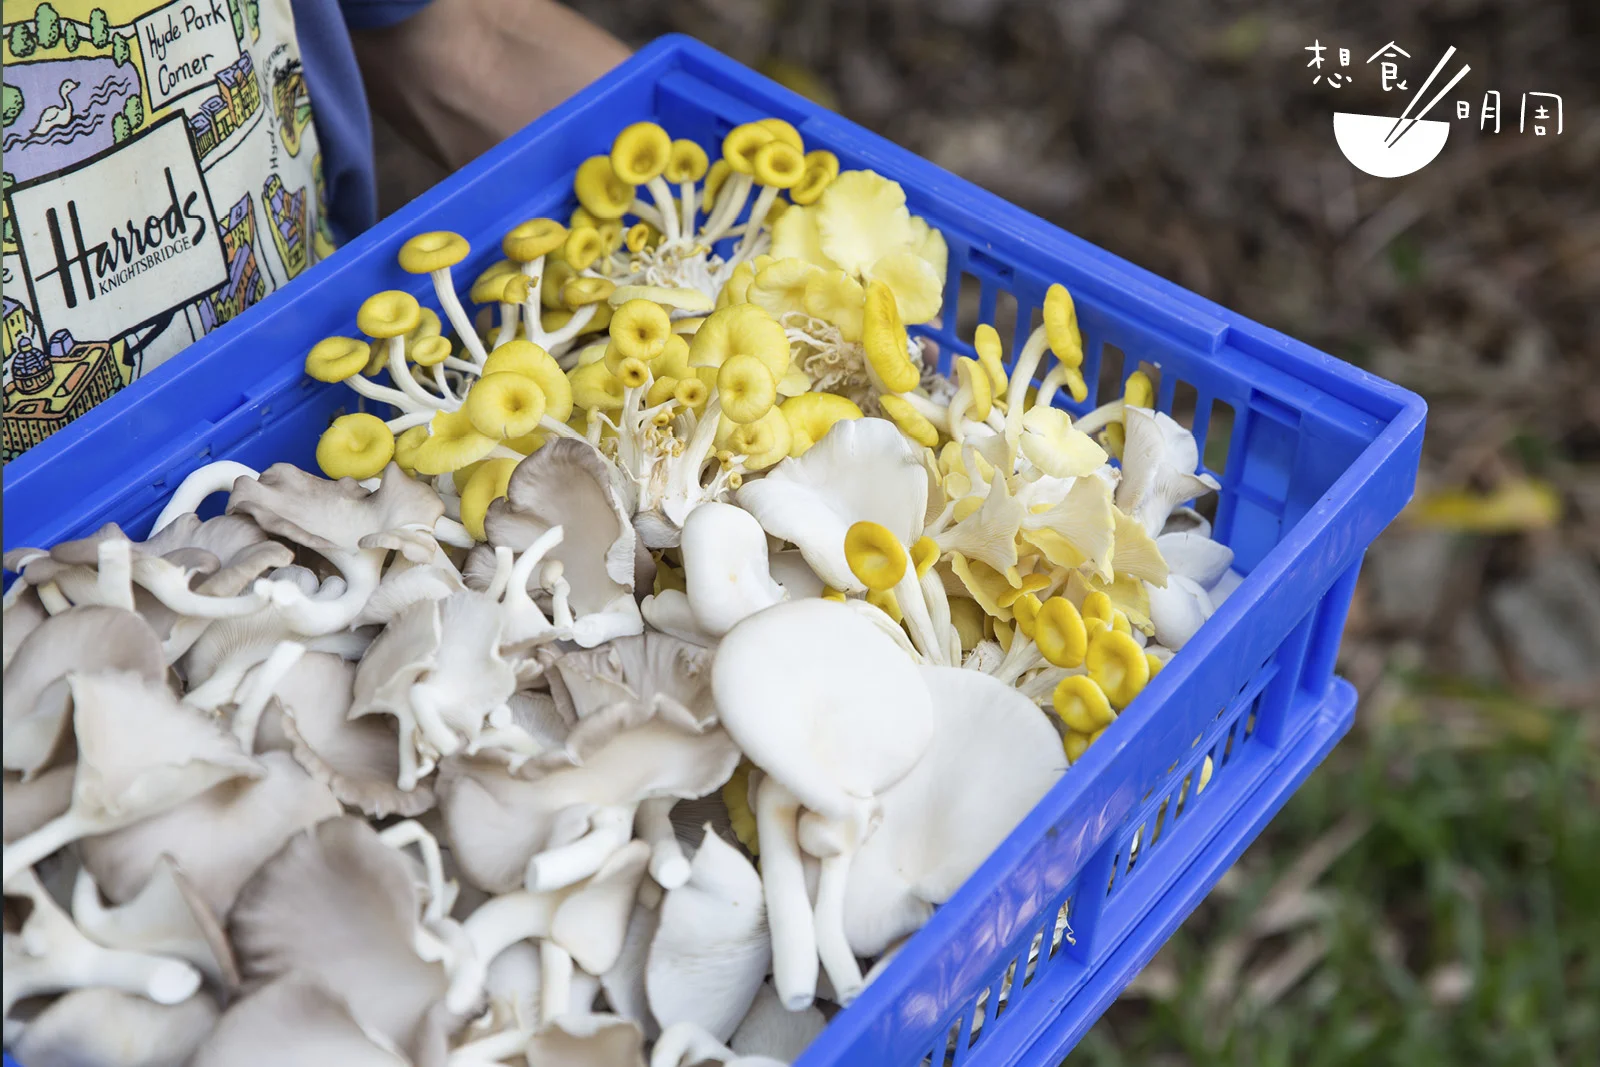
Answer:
[1,0,336,461]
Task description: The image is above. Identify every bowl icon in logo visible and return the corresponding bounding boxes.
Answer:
[1333,112,1451,178]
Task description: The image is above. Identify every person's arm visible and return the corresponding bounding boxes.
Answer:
[350,0,631,171]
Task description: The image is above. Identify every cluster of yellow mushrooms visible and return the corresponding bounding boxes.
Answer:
[304,117,1231,766]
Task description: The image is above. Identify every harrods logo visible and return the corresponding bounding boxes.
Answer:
[9,115,228,342]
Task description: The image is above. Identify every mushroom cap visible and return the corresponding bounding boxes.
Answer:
[665,138,710,183]
[718,407,792,471]
[861,280,920,393]
[357,290,424,339]
[711,598,933,820]
[317,413,396,481]
[815,170,915,278]
[677,503,786,637]
[398,230,470,274]
[565,275,618,309]
[779,391,862,459]
[469,258,520,303]
[412,408,500,475]
[466,372,548,440]
[610,299,672,362]
[752,140,805,189]
[227,461,444,560]
[1043,282,1084,368]
[565,226,605,271]
[12,986,220,1067]
[228,816,449,1060]
[305,336,370,382]
[504,217,569,262]
[410,335,452,367]
[718,355,778,425]
[190,973,410,1067]
[688,303,790,382]
[575,155,636,220]
[722,122,776,174]
[748,258,821,319]
[611,121,673,185]
[610,284,715,314]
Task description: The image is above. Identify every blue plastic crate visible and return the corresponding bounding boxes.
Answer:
[1,35,1425,1067]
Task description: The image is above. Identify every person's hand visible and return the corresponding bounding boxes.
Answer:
[352,0,631,169]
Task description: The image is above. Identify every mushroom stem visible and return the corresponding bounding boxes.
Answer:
[524,804,635,892]
[3,809,95,884]
[257,548,385,636]
[95,538,136,611]
[646,177,682,243]
[462,890,558,967]
[495,301,520,350]
[388,337,450,410]
[538,414,589,441]
[539,942,574,1026]
[150,461,260,534]
[892,567,946,667]
[1004,328,1052,439]
[132,558,271,619]
[36,581,71,615]
[540,302,598,350]
[812,849,864,1005]
[1034,363,1070,411]
[680,182,697,238]
[451,1029,532,1066]
[430,269,489,365]
[378,820,457,925]
[636,797,691,890]
[729,185,780,264]
[486,546,516,601]
[231,640,306,751]
[628,198,666,230]
[702,174,754,245]
[1071,398,1126,438]
[652,1022,735,1067]
[431,364,461,404]
[343,372,422,413]
[754,775,818,1010]
[386,410,436,433]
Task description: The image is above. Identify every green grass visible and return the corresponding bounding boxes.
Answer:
[1068,684,1600,1067]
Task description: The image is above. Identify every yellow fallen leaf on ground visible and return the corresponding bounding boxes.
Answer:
[1406,479,1562,533]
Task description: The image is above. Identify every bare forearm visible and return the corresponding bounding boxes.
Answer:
[352,0,630,169]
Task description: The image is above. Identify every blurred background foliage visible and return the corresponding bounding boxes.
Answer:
[373,1,1599,1062]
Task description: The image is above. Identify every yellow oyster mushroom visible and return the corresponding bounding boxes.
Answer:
[1063,731,1092,764]
[723,761,761,856]
[910,536,939,580]
[650,332,693,379]
[410,335,452,368]
[948,596,986,651]
[844,520,908,592]
[1053,675,1115,735]
[674,377,708,410]
[541,259,576,309]
[752,140,805,189]
[470,258,521,304]
[610,121,672,185]
[616,357,651,390]
[948,552,1014,620]
[688,303,790,382]
[866,250,944,326]
[646,375,680,407]
[574,155,635,220]
[1145,651,1166,678]
[459,457,520,542]
[482,340,573,423]
[413,408,499,475]
[1043,282,1084,369]
[1086,628,1150,709]
[609,285,716,314]
[862,280,921,393]
[878,393,939,449]
[568,205,597,231]
[954,356,992,421]
[909,215,949,281]
[316,413,395,480]
[393,424,429,473]
[803,269,865,341]
[1081,590,1114,627]
[717,354,778,424]
[357,290,423,339]
[1111,507,1170,587]
[672,316,706,336]
[1035,596,1088,669]
[562,276,617,310]
[466,372,547,440]
[867,588,903,624]
[776,363,811,397]
[568,360,625,411]
[503,218,568,263]
[719,407,792,470]
[610,298,672,362]
[803,148,840,181]
[722,122,776,173]
[624,222,655,254]
[770,204,839,270]
[397,230,469,276]
[665,139,710,184]
[789,149,840,206]
[757,117,803,151]
[997,572,1051,608]
[974,323,1010,397]
[815,170,915,277]
[305,336,371,382]
[716,262,756,309]
[779,391,862,457]
[1124,370,1155,409]
[1020,406,1108,478]
[1012,593,1042,639]
[563,227,604,272]
[749,258,821,318]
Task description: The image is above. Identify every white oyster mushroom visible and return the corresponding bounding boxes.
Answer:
[600,902,660,1037]
[76,749,339,915]
[845,666,1065,957]
[651,1021,790,1067]
[9,986,218,1067]
[189,972,410,1067]
[737,417,928,593]
[2,671,263,884]
[677,502,787,637]
[646,830,770,1043]
[72,856,239,989]
[729,981,827,1062]
[524,1013,647,1067]
[2,764,75,844]
[1116,407,1221,536]
[3,867,202,1018]
[483,438,646,648]
[1145,530,1236,651]
[713,598,934,1005]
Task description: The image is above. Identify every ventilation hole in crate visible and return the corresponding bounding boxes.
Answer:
[1244,696,1260,739]
[1171,378,1200,430]
[1198,753,1216,794]
[1022,928,1047,986]
[990,288,1019,350]
[1193,491,1220,526]
[1205,397,1237,475]
[956,272,982,342]
[995,956,1021,1018]
[1221,720,1240,766]
[1173,771,1195,821]
[968,987,991,1046]
[1095,342,1125,406]
[1048,898,1074,957]
[1150,795,1172,848]
[1126,823,1146,875]
[941,1018,962,1066]
[1106,851,1123,895]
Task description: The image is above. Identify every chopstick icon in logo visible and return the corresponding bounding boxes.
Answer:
[1383,47,1472,149]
